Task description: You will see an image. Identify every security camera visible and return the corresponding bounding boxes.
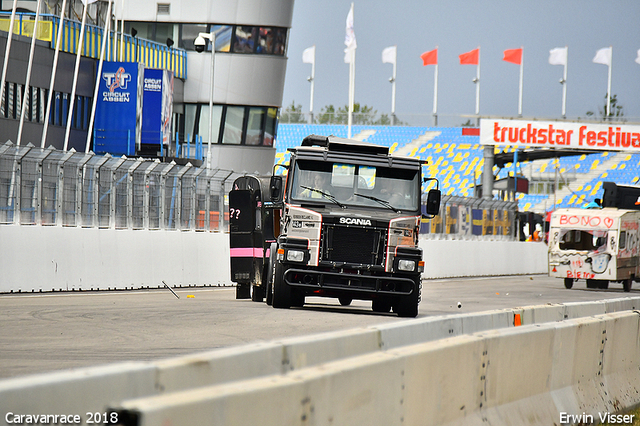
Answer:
[194,35,207,53]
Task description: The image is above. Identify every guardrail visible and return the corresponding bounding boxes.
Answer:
[0,298,638,426]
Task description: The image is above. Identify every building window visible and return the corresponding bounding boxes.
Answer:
[222,106,245,145]
[245,107,264,146]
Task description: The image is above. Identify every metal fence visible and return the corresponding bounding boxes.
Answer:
[421,195,518,240]
[0,141,239,231]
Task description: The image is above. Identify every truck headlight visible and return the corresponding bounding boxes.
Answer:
[398,259,416,272]
[286,249,305,262]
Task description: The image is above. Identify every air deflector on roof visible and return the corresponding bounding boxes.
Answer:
[300,135,389,155]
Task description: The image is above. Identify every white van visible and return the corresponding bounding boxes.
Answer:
[548,207,640,292]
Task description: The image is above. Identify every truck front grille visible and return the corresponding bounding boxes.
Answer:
[321,225,386,265]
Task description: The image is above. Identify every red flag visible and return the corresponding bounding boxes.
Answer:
[420,48,437,66]
[459,48,479,65]
[503,48,522,65]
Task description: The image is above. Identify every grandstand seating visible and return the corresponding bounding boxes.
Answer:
[275,124,640,213]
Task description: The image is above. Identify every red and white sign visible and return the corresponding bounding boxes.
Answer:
[480,118,640,152]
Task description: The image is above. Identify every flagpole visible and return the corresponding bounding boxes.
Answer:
[475,47,480,121]
[390,50,396,125]
[518,46,523,117]
[606,46,612,118]
[562,46,567,118]
[17,0,43,146]
[309,47,315,124]
[64,2,90,151]
[86,0,114,153]
[433,62,438,126]
[348,47,355,138]
[41,0,68,148]
[0,0,18,123]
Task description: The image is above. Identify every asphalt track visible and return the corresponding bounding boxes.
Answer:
[0,274,637,380]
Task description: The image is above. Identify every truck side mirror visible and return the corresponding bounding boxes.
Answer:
[270,176,283,201]
[425,189,441,216]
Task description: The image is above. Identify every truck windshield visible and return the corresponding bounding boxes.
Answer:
[290,160,419,212]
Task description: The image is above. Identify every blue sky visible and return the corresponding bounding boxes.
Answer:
[282,0,640,125]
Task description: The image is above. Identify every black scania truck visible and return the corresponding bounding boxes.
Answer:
[229,135,440,317]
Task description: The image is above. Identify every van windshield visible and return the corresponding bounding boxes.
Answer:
[290,160,419,212]
[558,229,608,251]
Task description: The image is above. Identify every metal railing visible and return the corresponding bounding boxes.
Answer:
[0,141,239,231]
[0,12,187,79]
[421,194,518,240]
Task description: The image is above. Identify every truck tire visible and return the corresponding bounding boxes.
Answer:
[272,261,291,309]
[252,285,264,302]
[265,243,277,306]
[393,278,420,318]
[624,278,632,292]
[564,278,574,289]
[372,298,392,313]
[236,283,251,299]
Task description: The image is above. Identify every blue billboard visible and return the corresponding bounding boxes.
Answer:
[94,62,144,156]
[141,68,174,150]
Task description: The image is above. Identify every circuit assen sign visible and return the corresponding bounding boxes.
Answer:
[480,118,640,152]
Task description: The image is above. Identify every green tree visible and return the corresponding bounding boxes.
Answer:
[586,94,625,121]
[280,101,306,123]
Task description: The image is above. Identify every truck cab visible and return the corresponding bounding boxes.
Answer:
[264,135,440,317]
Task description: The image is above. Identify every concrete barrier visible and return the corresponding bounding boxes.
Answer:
[0,225,547,293]
[108,311,640,426]
[1,298,639,426]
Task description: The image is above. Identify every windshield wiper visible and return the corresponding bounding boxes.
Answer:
[353,193,401,213]
[300,185,346,208]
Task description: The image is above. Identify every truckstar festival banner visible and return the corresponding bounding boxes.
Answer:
[479,118,640,152]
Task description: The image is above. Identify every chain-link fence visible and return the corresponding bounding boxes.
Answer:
[0,141,240,231]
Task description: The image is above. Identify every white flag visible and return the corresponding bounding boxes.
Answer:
[548,47,567,66]
[382,46,397,65]
[302,46,315,65]
[635,49,640,65]
[593,47,612,66]
[343,3,356,63]
[81,0,99,4]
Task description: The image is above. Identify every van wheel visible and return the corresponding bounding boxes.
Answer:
[586,279,599,289]
[338,297,352,306]
[564,278,574,289]
[623,279,632,292]
[272,261,291,309]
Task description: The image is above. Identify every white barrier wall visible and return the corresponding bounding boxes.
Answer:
[0,226,548,293]
[1,299,639,426]
[420,238,549,278]
[0,226,232,293]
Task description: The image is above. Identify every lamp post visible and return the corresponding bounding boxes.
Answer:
[195,31,216,172]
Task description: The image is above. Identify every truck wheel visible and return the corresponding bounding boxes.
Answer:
[598,281,609,290]
[252,285,264,302]
[272,261,291,309]
[394,279,420,318]
[586,279,599,289]
[623,278,632,292]
[338,297,352,306]
[265,243,277,306]
[236,283,251,299]
[564,278,574,289]
[372,298,392,313]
